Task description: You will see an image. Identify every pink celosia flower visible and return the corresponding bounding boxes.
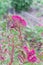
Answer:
[0,44,2,47]
[12,15,27,27]
[23,46,37,63]
[0,56,4,61]
[23,46,35,55]
[27,55,37,62]
[38,24,43,27]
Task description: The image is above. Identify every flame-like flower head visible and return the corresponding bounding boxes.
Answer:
[23,46,37,63]
[11,15,27,28]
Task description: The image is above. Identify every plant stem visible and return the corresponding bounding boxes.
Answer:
[8,43,14,65]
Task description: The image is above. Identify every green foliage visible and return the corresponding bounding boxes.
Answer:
[0,0,11,18]
[35,26,43,34]
[25,26,42,42]
[11,0,33,12]
[1,22,7,31]
[11,29,18,35]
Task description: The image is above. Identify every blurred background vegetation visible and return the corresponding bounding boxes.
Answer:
[0,0,43,18]
[0,0,43,65]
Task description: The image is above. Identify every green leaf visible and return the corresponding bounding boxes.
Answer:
[11,0,33,12]
[1,22,6,31]
[11,29,18,35]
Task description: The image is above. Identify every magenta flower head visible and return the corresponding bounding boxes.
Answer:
[12,15,27,27]
[0,44,2,47]
[0,56,4,61]
[23,46,37,63]
[38,23,43,27]
[23,45,30,54]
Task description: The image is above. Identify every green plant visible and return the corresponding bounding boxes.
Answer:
[11,0,33,12]
[0,0,11,18]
